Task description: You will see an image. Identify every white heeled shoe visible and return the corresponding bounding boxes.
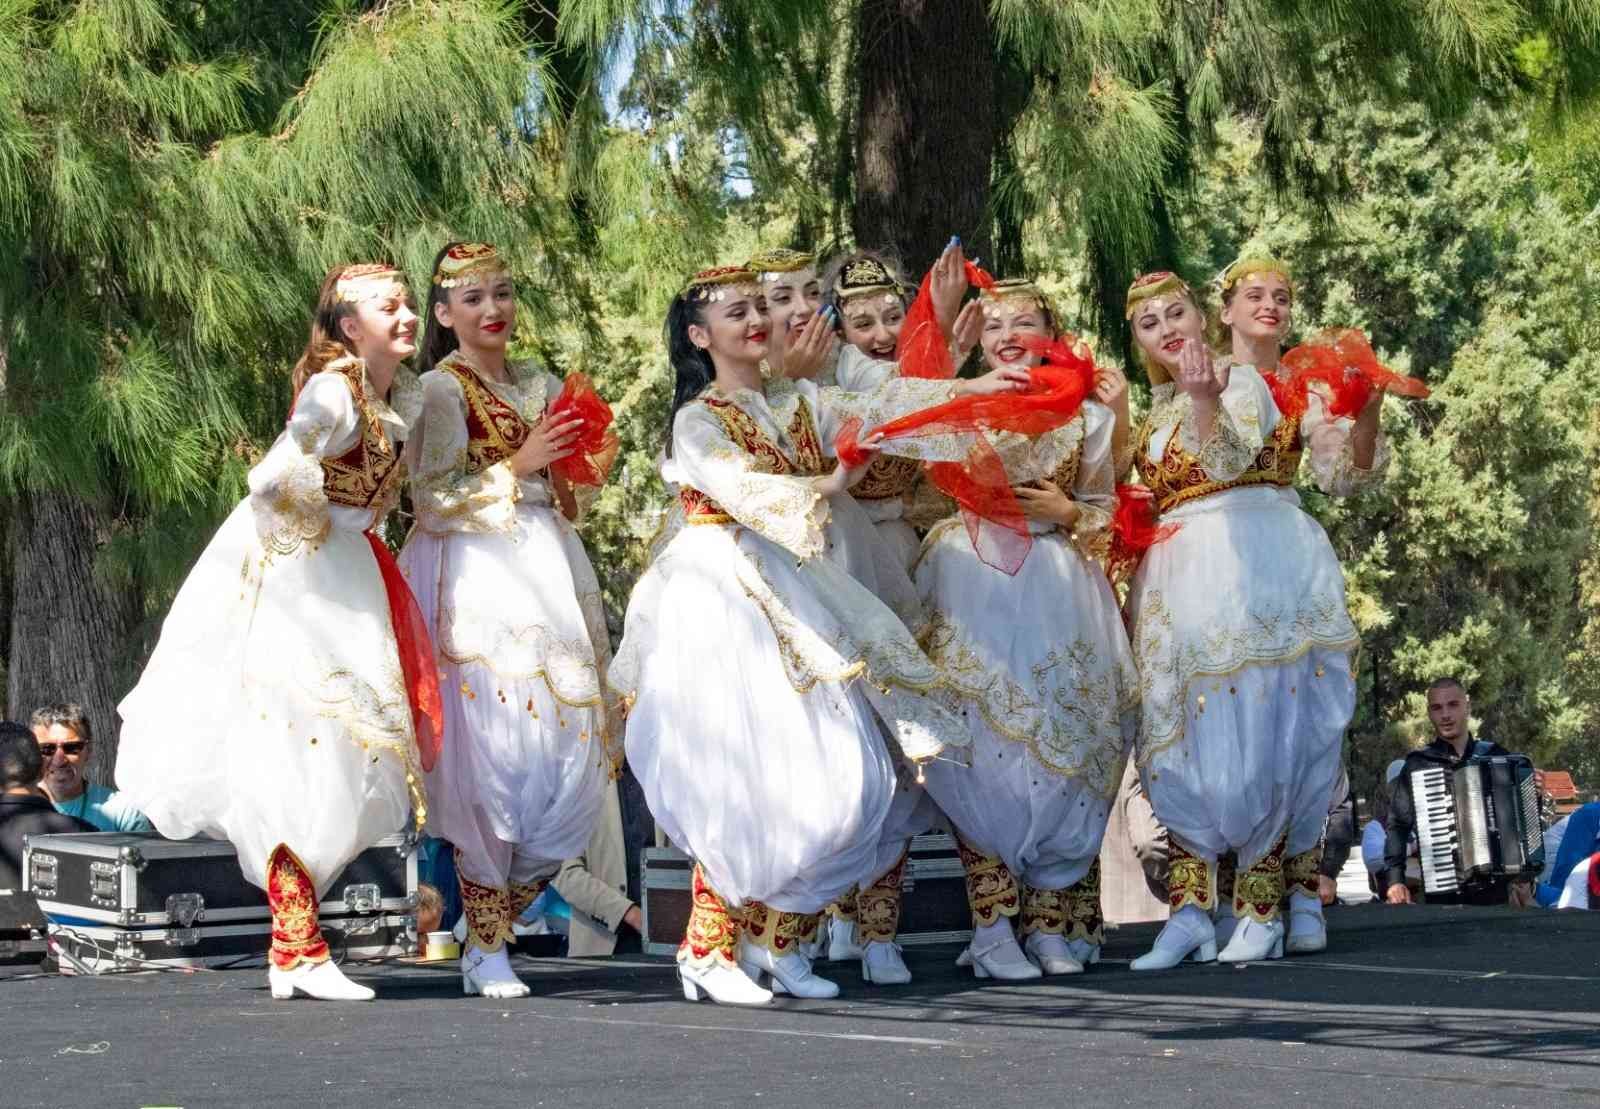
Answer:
[268,960,375,1001]
[1023,932,1084,976]
[1217,916,1285,963]
[861,940,912,985]
[955,920,1043,981]
[1285,893,1328,954]
[678,959,773,1006]
[826,915,864,962]
[462,944,531,999]
[1065,938,1101,966]
[738,941,840,999]
[1130,907,1217,971]
[1212,910,1239,952]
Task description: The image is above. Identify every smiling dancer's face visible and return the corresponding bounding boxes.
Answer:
[434,271,516,357]
[339,279,418,365]
[689,289,771,370]
[1132,291,1205,375]
[839,295,905,361]
[980,302,1049,372]
[1222,272,1293,346]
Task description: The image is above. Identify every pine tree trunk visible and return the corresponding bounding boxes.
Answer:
[853,0,996,274]
[6,491,140,786]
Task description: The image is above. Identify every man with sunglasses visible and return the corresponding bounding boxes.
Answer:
[30,704,151,834]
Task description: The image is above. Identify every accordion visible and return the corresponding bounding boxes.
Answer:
[1410,754,1544,895]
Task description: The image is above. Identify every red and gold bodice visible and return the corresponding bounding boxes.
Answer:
[442,357,531,475]
[680,393,827,524]
[319,361,403,510]
[851,454,922,502]
[1136,407,1302,516]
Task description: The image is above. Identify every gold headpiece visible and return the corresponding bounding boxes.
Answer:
[748,248,816,282]
[334,263,406,304]
[1125,270,1193,319]
[433,242,506,289]
[1219,255,1294,298]
[684,265,762,303]
[834,256,904,308]
[982,278,1056,324]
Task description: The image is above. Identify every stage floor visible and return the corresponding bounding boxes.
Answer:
[4,904,1597,1108]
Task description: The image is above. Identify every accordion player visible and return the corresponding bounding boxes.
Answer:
[1409,753,1545,896]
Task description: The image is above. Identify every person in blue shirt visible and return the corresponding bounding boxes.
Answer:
[30,704,151,833]
[1538,802,1600,909]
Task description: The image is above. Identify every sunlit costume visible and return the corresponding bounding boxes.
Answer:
[915,280,1137,978]
[608,265,970,1006]
[398,243,617,999]
[1124,269,1388,968]
[117,265,438,1002]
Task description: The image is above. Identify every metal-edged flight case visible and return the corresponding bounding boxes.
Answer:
[23,830,418,973]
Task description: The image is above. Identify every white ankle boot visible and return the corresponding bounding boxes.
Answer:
[1130,906,1217,971]
[1212,910,1239,951]
[738,940,840,999]
[861,940,912,985]
[1023,932,1084,976]
[678,958,773,1006]
[1285,892,1327,954]
[268,960,375,1001]
[1217,916,1285,963]
[1065,938,1101,966]
[956,919,1042,980]
[462,943,531,999]
[826,914,864,961]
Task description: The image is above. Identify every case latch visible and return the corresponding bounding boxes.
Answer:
[89,862,120,907]
[27,853,57,897]
[342,883,381,913]
[166,892,205,927]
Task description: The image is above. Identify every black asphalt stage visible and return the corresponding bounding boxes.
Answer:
[4,905,1598,1109]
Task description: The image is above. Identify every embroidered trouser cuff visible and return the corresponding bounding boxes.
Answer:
[1168,839,1218,915]
[267,844,330,970]
[1285,843,1323,900]
[857,852,908,943]
[679,863,740,969]
[1233,836,1288,922]
[956,836,1019,927]
[825,886,859,922]
[456,847,516,953]
[741,901,821,954]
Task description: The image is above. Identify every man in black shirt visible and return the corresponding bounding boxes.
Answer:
[1383,678,1529,906]
[1,721,95,920]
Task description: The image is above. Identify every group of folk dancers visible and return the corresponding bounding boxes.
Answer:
[112,235,1389,1004]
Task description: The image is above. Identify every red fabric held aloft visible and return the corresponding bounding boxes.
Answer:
[1279,328,1429,420]
[546,372,620,486]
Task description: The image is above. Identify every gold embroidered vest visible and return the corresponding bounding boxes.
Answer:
[680,394,826,524]
[1136,411,1302,516]
[319,361,402,511]
[442,357,531,474]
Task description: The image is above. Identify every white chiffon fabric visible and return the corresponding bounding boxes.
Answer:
[1128,364,1388,867]
[609,376,968,911]
[397,356,612,887]
[916,403,1138,888]
[116,363,421,893]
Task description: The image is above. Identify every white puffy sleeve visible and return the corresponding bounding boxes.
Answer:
[1301,386,1390,497]
[247,371,357,556]
[1067,405,1116,557]
[672,402,831,559]
[407,370,521,534]
[816,376,964,463]
[1176,365,1266,482]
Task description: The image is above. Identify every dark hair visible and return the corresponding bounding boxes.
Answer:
[1426,676,1468,699]
[289,268,365,396]
[30,703,91,744]
[0,721,42,790]
[417,242,464,375]
[663,292,715,457]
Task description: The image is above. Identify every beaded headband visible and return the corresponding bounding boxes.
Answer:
[748,248,816,282]
[834,256,904,307]
[334,264,406,304]
[1125,270,1194,319]
[1220,255,1294,298]
[982,278,1056,322]
[684,265,762,303]
[433,242,506,289]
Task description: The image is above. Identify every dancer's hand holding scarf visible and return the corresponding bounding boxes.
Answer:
[546,372,620,486]
[1277,328,1428,420]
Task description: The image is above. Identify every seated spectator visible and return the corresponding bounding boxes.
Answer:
[30,703,151,833]
[1537,801,1600,910]
[1360,761,1415,895]
[1384,677,1532,906]
[552,775,645,956]
[2,721,96,904]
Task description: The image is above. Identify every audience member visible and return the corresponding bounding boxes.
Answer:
[1360,761,1408,895]
[1384,677,1531,906]
[30,703,151,833]
[1537,802,1600,910]
[553,776,644,956]
[2,721,96,905]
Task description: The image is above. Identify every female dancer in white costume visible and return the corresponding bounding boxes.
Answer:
[1123,270,1387,969]
[116,264,434,1001]
[399,242,615,999]
[915,278,1139,979]
[609,264,1015,1006]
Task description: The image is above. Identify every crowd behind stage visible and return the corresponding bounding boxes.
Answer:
[3,241,1600,1007]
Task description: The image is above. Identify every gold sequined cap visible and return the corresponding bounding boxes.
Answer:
[982,277,1053,318]
[1125,270,1193,319]
[683,264,762,302]
[1219,254,1294,298]
[433,242,506,289]
[748,247,816,279]
[334,263,406,304]
[834,256,904,306]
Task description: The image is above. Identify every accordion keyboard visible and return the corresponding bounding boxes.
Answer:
[1411,767,1460,893]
